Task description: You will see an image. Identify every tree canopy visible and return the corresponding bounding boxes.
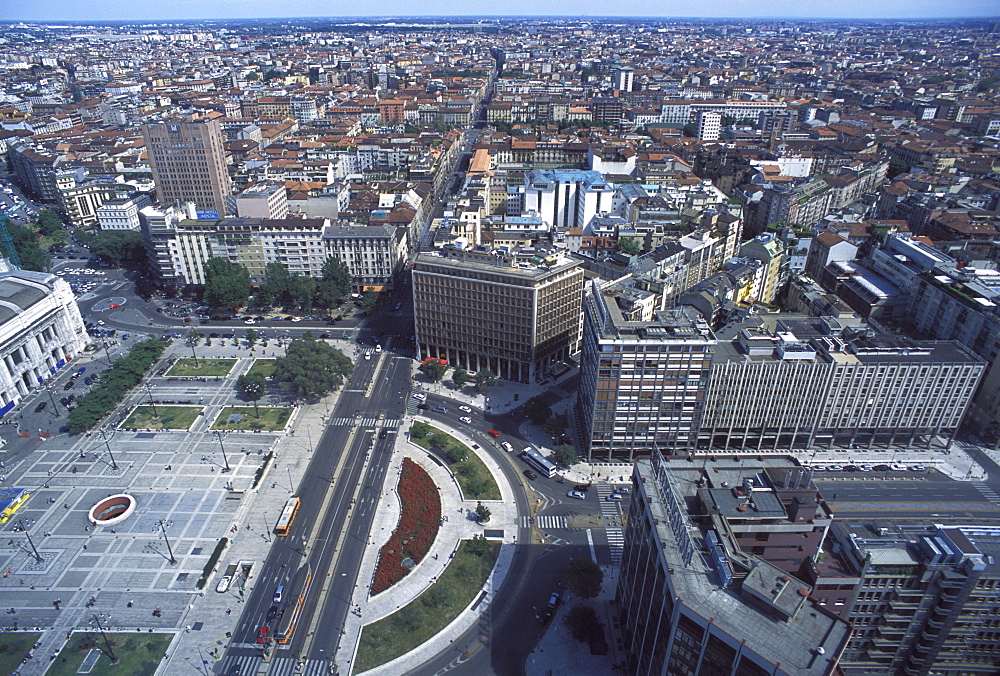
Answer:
[88,230,147,267]
[451,367,471,388]
[617,236,642,256]
[553,443,578,467]
[419,359,448,383]
[36,209,64,236]
[473,369,497,393]
[567,558,604,599]
[525,395,551,425]
[564,604,602,643]
[236,372,266,416]
[204,258,251,314]
[314,256,352,310]
[5,220,49,271]
[273,332,353,398]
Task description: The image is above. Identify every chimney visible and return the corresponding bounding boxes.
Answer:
[783,469,793,489]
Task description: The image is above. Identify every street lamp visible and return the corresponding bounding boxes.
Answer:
[19,520,43,563]
[91,614,118,663]
[263,511,271,542]
[215,430,231,473]
[157,519,177,564]
[143,382,158,418]
[45,386,59,415]
[99,429,118,470]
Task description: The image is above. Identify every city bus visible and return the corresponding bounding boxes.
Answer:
[520,446,557,478]
[275,563,313,644]
[274,497,301,536]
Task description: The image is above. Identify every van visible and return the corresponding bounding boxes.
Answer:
[273,585,284,604]
[432,406,448,413]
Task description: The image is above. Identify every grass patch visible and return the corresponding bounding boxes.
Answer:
[0,632,42,674]
[410,423,501,500]
[354,538,500,674]
[211,407,292,431]
[246,359,277,378]
[165,358,237,377]
[121,406,203,430]
[46,632,173,676]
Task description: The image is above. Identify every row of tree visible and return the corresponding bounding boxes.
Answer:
[417,359,498,393]
[203,257,354,316]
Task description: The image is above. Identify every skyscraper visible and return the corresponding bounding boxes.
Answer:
[143,115,232,216]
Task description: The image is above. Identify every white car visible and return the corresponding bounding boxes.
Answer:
[216,575,232,593]
[567,491,586,500]
[459,416,472,424]
[908,465,927,472]
[459,405,472,413]
[364,352,371,360]
[244,318,255,324]
[501,442,514,453]
[890,463,907,471]
[412,392,427,401]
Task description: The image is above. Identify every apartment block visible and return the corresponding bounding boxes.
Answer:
[412,249,583,383]
[96,193,152,231]
[142,116,232,216]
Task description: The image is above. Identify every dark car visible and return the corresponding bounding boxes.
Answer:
[319,332,331,339]
[63,381,74,390]
[59,425,70,433]
[523,469,538,480]
[379,429,388,439]
[34,401,47,413]
[266,605,278,622]
[417,403,429,410]
[209,333,220,338]
[83,377,92,386]
[574,484,592,492]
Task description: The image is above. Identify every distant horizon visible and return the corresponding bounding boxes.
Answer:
[4,1,998,24]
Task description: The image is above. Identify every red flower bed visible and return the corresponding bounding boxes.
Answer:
[371,457,442,595]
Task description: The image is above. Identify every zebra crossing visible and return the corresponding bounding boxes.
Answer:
[217,653,261,676]
[597,486,622,519]
[521,514,568,529]
[268,656,332,676]
[973,482,1000,505]
[606,527,624,564]
[326,416,400,428]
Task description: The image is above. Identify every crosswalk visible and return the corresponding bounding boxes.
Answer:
[973,482,1000,505]
[597,486,622,519]
[218,653,260,675]
[606,527,624,564]
[326,416,400,428]
[521,514,568,529]
[269,656,332,676]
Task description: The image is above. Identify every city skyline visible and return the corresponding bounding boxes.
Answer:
[4,1,999,22]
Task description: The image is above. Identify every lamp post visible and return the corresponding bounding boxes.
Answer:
[99,429,118,470]
[20,520,43,563]
[215,430,231,473]
[158,519,176,564]
[143,382,158,418]
[45,386,59,414]
[263,511,271,542]
[91,614,118,663]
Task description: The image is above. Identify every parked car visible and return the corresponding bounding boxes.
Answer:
[432,406,448,413]
[34,401,47,413]
[216,576,232,593]
[908,465,927,472]
[547,592,560,609]
[614,486,630,494]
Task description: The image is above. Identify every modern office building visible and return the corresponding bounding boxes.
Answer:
[823,521,1000,675]
[697,111,722,141]
[0,270,87,416]
[508,169,615,230]
[613,67,635,93]
[577,278,985,461]
[618,452,851,676]
[142,115,232,216]
[412,248,583,383]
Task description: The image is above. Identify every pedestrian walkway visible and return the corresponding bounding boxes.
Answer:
[326,415,401,428]
[521,514,567,529]
[269,655,329,675]
[972,482,1000,505]
[217,653,261,675]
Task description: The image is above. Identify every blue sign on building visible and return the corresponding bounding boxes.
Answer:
[196,210,220,221]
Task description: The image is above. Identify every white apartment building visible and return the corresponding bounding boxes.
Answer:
[508,169,615,230]
[0,270,88,415]
[96,193,152,231]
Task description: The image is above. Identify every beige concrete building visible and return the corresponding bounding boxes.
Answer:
[143,116,232,216]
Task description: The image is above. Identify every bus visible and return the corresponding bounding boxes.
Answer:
[275,563,313,644]
[520,446,557,478]
[274,497,301,536]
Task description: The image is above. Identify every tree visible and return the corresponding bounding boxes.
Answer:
[524,395,551,425]
[473,369,497,394]
[543,416,565,441]
[467,533,492,557]
[451,367,471,388]
[289,273,316,311]
[5,220,49,271]
[244,329,259,351]
[186,328,202,365]
[36,209,64,236]
[260,262,293,308]
[564,604,602,643]
[204,258,251,315]
[617,236,641,256]
[567,558,603,598]
[88,230,146,266]
[314,256,352,310]
[236,372,266,417]
[475,501,491,523]
[553,443,578,468]
[360,291,380,315]
[419,359,448,383]
[273,332,354,398]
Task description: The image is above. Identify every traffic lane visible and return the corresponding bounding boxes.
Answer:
[815,479,986,503]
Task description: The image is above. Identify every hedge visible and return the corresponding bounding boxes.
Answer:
[196,537,229,590]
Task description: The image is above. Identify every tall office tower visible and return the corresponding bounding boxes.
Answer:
[618,452,851,676]
[412,249,583,383]
[143,116,232,217]
[613,66,635,93]
[697,111,722,141]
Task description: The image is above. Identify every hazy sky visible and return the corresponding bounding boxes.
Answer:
[4,0,998,22]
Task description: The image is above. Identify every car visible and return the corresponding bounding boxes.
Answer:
[501,442,514,453]
[244,319,255,324]
[266,605,279,622]
[364,353,371,360]
[273,586,284,604]
[890,463,907,471]
[843,464,859,472]
[417,403,429,410]
[459,405,472,413]
[859,464,874,472]
[432,406,448,413]
[96,320,105,326]
[319,332,331,339]
[379,429,388,439]
[60,397,70,406]
[606,494,623,501]
[412,392,427,401]
[375,344,382,352]
[827,464,844,472]
[63,381,74,390]
[34,401,47,413]
[59,425,70,433]
[394,303,402,310]
[523,469,538,480]
[908,465,927,472]
[76,367,86,376]
[547,592,560,609]
[216,575,232,593]
[209,333,220,338]
[873,464,890,471]
[811,464,826,471]
[614,486,630,494]
[256,626,269,644]
[567,490,586,500]
[83,377,92,386]
[459,416,472,424]
[487,430,500,437]
[574,484,592,492]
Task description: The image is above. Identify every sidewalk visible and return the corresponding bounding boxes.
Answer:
[339,416,521,675]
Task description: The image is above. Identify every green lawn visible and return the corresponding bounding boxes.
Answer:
[354,539,500,674]
[0,632,42,674]
[165,358,237,377]
[122,405,204,430]
[46,632,172,676]
[410,423,501,500]
[211,406,292,431]
[246,359,277,378]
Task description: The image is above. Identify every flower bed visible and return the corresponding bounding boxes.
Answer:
[371,457,442,595]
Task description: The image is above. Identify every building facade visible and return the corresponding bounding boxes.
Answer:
[142,116,232,216]
[412,249,583,383]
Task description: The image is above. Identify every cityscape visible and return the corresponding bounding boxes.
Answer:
[0,9,999,676]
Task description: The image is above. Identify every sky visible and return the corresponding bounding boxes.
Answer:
[3,0,998,22]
